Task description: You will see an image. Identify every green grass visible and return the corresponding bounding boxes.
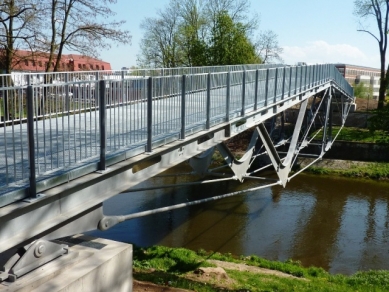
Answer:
[312,126,389,143]
[133,245,389,291]
[306,162,389,180]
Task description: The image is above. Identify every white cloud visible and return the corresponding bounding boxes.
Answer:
[282,40,380,68]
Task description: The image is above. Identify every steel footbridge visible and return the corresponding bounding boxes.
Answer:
[0,63,353,283]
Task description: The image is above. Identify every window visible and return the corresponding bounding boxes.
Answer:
[90,64,93,69]
[32,60,36,67]
[82,64,86,69]
[96,65,100,70]
[78,64,82,69]
[102,65,104,70]
[24,60,29,66]
[38,61,42,67]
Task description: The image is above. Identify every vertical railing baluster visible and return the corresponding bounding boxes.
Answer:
[65,73,69,112]
[288,66,292,97]
[206,73,211,129]
[181,75,187,138]
[281,67,286,100]
[99,80,106,170]
[265,69,269,108]
[311,65,316,88]
[254,69,259,111]
[273,68,278,109]
[294,66,298,94]
[147,77,153,152]
[26,83,36,197]
[226,72,230,122]
[241,70,246,116]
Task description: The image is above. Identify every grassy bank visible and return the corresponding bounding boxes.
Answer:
[313,126,389,143]
[133,245,389,291]
[300,160,389,180]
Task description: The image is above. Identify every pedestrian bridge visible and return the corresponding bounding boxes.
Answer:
[0,63,353,282]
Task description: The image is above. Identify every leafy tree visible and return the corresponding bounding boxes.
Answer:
[138,0,271,67]
[177,0,208,66]
[368,103,389,133]
[208,11,259,65]
[353,81,373,99]
[354,0,389,109]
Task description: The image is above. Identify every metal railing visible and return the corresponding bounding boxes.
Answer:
[0,63,353,206]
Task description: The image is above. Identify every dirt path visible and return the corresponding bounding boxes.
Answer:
[133,260,306,291]
[207,260,306,280]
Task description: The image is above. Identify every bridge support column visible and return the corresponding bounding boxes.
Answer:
[0,235,133,292]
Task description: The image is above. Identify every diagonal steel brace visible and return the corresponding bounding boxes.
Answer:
[257,99,308,187]
[216,129,259,182]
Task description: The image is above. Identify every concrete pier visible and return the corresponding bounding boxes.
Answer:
[0,235,133,292]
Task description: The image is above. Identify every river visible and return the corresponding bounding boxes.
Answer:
[88,163,389,275]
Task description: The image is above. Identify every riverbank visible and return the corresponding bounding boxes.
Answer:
[298,158,389,180]
[133,245,389,292]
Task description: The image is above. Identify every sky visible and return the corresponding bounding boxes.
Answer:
[99,0,381,70]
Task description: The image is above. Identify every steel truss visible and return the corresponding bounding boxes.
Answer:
[97,86,354,231]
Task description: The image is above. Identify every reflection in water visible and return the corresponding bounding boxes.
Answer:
[88,164,389,275]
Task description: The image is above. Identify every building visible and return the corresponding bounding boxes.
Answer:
[335,64,381,99]
[2,49,111,73]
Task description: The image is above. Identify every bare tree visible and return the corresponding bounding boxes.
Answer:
[0,0,40,73]
[256,30,283,64]
[138,1,182,68]
[354,0,389,109]
[40,0,131,72]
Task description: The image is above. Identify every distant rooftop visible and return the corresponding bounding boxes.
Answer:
[335,63,380,71]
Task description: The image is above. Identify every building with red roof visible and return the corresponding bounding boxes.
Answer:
[3,49,111,72]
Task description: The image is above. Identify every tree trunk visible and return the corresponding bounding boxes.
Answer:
[378,50,386,110]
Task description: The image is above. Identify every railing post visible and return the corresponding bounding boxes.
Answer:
[226,72,231,122]
[273,68,278,110]
[311,65,317,88]
[65,73,70,112]
[181,75,187,138]
[281,67,286,100]
[147,77,153,152]
[294,66,298,95]
[206,73,211,129]
[99,80,107,170]
[121,70,125,102]
[288,66,292,97]
[26,84,36,198]
[264,69,269,108]
[241,70,246,116]
[254,69,259,111]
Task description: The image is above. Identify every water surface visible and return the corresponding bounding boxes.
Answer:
[89,165,389,275]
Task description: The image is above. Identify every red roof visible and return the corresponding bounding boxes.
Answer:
[9,50,111,72]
